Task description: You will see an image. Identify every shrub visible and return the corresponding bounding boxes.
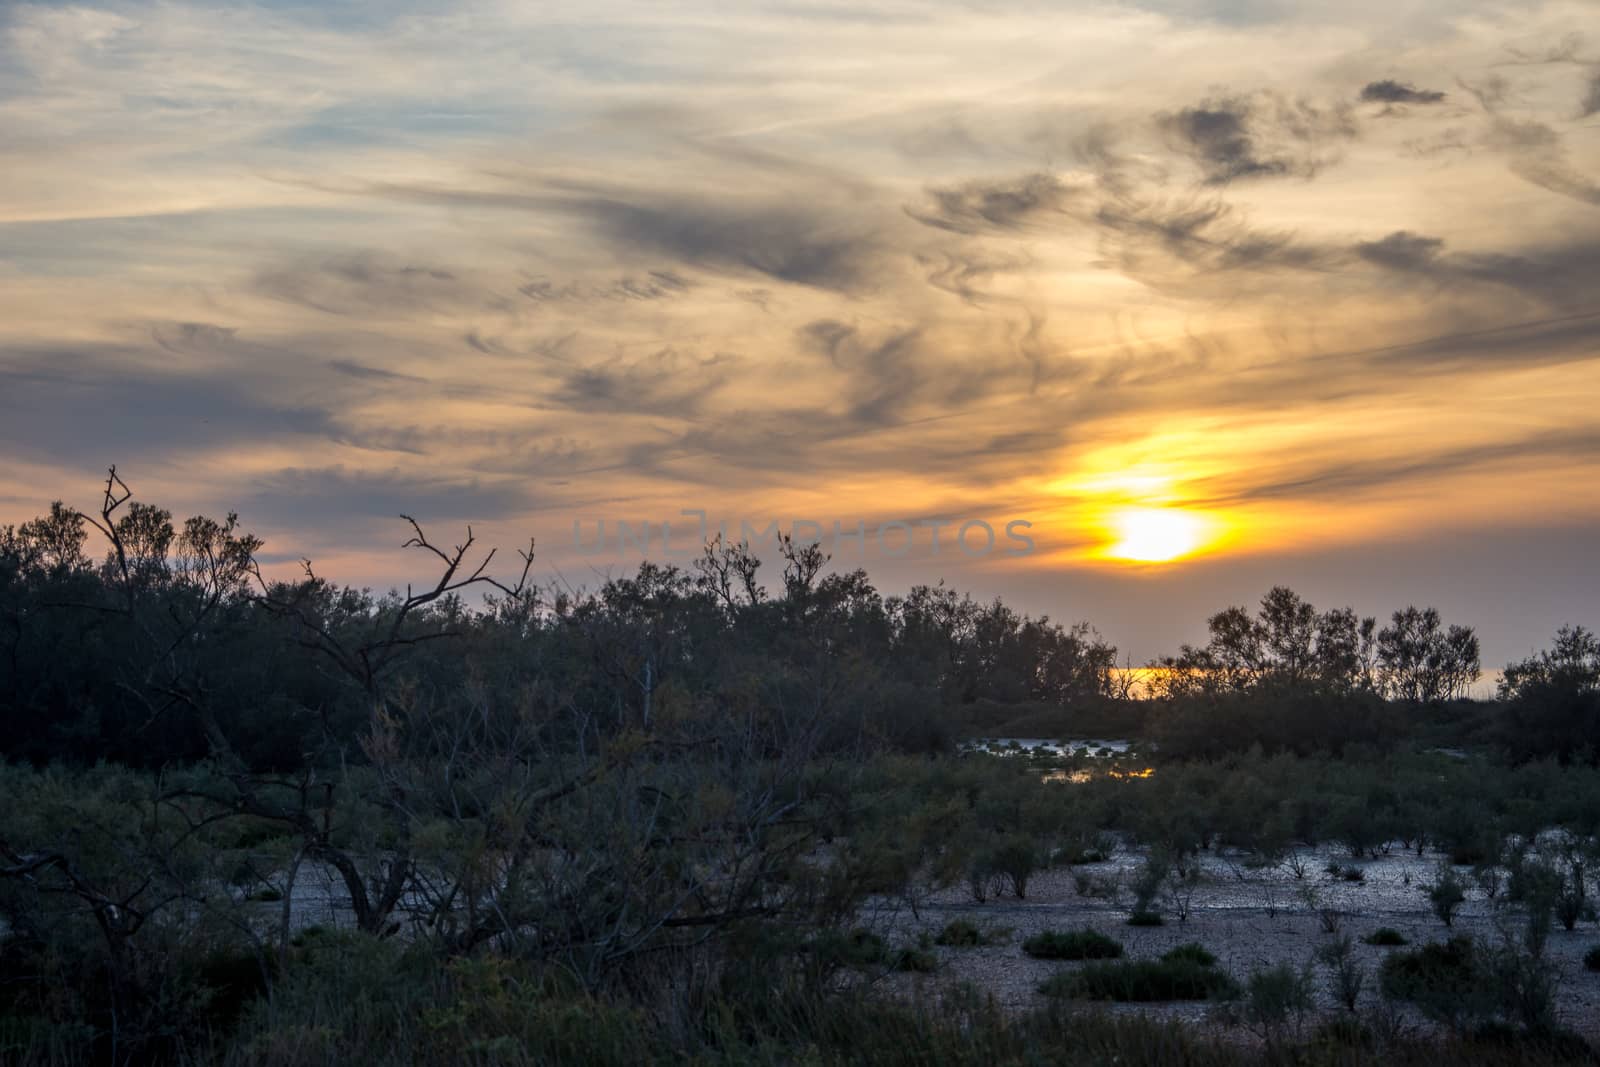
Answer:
[892,948,939,973]
[1380,936,1480,1029]
[1163,863,1202,923]
[808,930,940,975]
[1243,963,1315,1041]
[1160,943,1217,967]
[1126,911,1165,927]
[1022,928,1123,960]
[1585,945,1600,973]
[844,929,890,967]
[987,836,1038,900]
[1364,927,1409,946]
[1473,862,1504,900]
[1478,937,1559,1034]
[1312,1015,1375,1050]
[1553,862,1590,932]
[1129,851,1169,922]
[810,928,893,970]
[1380,937,1476,998]
[1041,957,1239,1002]
[934,920,1009,948]
[966,855,994,903]
[1316,935,1365,1012]
[935,920,982,947]
[1062,837,1114,865]
[1467,1021,1595,1060]
[1426,864,1469,927]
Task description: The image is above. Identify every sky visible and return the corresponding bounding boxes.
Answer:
[2,0,1598,667]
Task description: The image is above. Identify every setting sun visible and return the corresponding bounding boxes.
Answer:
[1106,507,1210,563]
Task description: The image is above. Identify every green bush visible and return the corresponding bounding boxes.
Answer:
[1364,927,1409,946]
[808,929,937,974]
[985,835,1039,899]
[1127,911,1165,927]
[1426,865,1469,927]
[1243,963,1315,1038]
[1316,935,1365,1013]
[892,948,939,973]
[935,920,981,947]
[805,928,894,971]
[1040,957,1239,1002]
[1380,936,1481,1028]
[1161,943,1217,967]
[1022,929,1123,961]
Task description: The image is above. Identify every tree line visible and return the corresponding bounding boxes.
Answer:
[0,472,1594,770]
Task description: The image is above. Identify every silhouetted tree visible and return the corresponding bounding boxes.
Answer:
[1376,606,1480,703]
[1498,625,1600,764]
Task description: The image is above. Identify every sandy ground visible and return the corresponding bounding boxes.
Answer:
[866,843,1600,1039]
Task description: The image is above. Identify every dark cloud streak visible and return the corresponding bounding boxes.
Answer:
[1359,79,1447,105]
[1157,92,1356,185]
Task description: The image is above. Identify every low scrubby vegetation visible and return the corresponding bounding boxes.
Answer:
[935,920,1011,948]
[0,475,1597,1064]
[1364,928,1410,947]
[1162,943,1219,967]
[1042,953,1240,1003]
[1022,929,1123,960]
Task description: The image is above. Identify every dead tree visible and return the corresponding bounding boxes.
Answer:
[253,516,535,701]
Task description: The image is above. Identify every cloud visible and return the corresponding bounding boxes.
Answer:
[907,173,1082,234]
[242,467,530,525]
[305,173,899,295]
[1359,79,1447,105]
[564,192,890,293]
[1353,230,1444,270]
[1196,427,1600,504]
[255,255,494,317]
[327,359,428,383]
[0,344,339,466]
[1356,230,1600,307]
[552,347,734,417]
[1091,196,1339,289]
[517,270,694,304]
[1364,310,1600,369]
[919,246,1036,303]
[1487,117,1600,206]
[1157,92,1356,184]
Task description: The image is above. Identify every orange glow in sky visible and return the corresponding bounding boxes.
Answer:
[1104,507,1212,563]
